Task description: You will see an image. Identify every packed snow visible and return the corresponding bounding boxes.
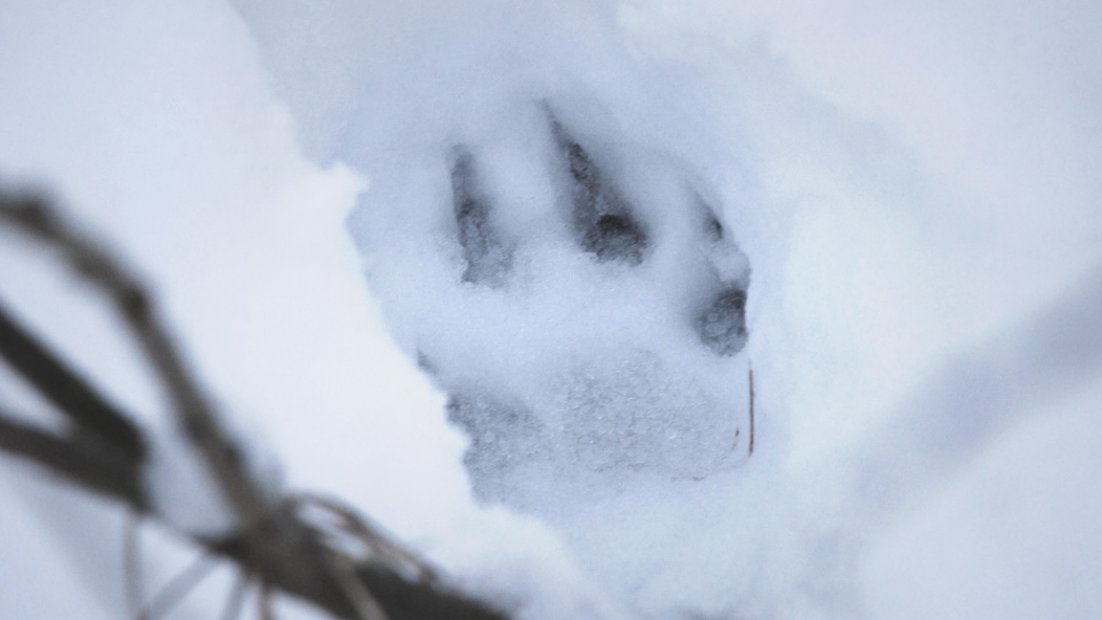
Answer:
[1,0,1100,618]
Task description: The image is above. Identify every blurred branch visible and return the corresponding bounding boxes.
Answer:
[0,191,270,527]
[0,189,509,620]
[0,302,146,462]
[0,410,147,508]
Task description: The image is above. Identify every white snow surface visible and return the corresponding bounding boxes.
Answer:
[1,0,1100,619]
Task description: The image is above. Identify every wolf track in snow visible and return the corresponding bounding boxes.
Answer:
[355,103,753,510]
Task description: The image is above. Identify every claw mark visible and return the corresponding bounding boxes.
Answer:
[587,213,646,263]
[698,287,748,356]
[450,147,511,286]
[547,112,648,264]
[693,195,750,356]
[747,366,755,457]
[693,191,729,245]
[705,213,724,243]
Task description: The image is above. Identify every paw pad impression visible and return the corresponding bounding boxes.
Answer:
[366,103,754,506]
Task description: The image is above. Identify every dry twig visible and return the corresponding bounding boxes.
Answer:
[0,189,508,620]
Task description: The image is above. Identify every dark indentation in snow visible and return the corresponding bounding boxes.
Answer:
[586,213,647,263]
[705,213,724,243]
[450,147,511,286]
[435,110,754,502]
[698,287,748,356]
[547,113,648,265]
[447,393,545,502]
[694,193,751,355]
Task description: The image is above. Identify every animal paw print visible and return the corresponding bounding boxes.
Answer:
[354,103,752,508]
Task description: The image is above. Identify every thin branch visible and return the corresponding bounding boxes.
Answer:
[142,552,218,619]
[0,192,315,606]
[0,189,510,620]
[124,511,147,620]
[0,301,145,462]
[0,409,147,509]
[326,553,390,620]
[219,573,251,620]
[0,193,270,528]
[0,388,508,619]
[289,492,436,582]
[259,580,277,620]
[747,367,755,457]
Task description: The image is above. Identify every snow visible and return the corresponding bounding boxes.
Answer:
[861,376,1102,619]
[1,0,1101,618]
